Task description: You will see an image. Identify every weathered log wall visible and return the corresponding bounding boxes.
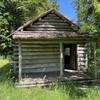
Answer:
[77,44,88,71]
[13,40,87,73]
[23,13,73,32]
[13,40,60,73]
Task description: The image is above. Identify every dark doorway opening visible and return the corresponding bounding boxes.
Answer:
[64,44,77,70]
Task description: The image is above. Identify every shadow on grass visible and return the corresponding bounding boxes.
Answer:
[62,81,87,99]
[0,62,15,85]
[49,80,100,100]
[47,81,85,99]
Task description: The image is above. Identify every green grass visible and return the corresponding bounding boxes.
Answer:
[0,57,100,100]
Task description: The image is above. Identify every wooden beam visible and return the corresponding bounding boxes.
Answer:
[18,41,22,81]
[60,42,64,77]
[93,42,97,79]
[70,45,76,70]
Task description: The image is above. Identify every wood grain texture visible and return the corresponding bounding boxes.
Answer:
[24,13,73,32]
[60,42,64,77]
[77,44,88,71]
[13,41,60,73]
[18,41,22,80]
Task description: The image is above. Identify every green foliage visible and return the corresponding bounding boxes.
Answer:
[74,0,100,32]
[72,0,100,77]
[80,23,97,33]
[0,9,11,54]
[0,0,58,56]
[87,43,100,78]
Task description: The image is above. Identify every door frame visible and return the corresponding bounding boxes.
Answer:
[63,44,77,70]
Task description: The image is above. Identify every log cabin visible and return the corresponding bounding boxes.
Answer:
[12,9,99,84]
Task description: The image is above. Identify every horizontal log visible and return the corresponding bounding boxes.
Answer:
[78,57,86,60]
[78,56,86,59]
[30,25,69,28]
[34,17,68,22]
[39,19,65,23]
[14,48,59,52]
[14,44,59,48]
[22,63,60,68]
[14,43,59,45]
[38,21,69,25]
[77,50,86,53]
[22,58,59,63]
[14,51,59,56]
[77,48,86,51]
[14,58,60,64]
[14,62,60,67]
[14,54,60,57]
[14,55,60,60]
[14,52,60,57]
[22,66,60,70]
[14,46,59,49]
[47,13,58,16]
[14,61,60,65]
[21,67,60,73]
[78,59,86,62]
[13,55,60,61]
[78,62,86,66]
[78,50,87,52]
[14,41,59,44]
[78,62,85,65]
[25,28,72,31]
[22,61,59,67]
[78,61,86,64]
[13,44,59,51]
[78,66,86,70]
[14,53,60,59]
[44,16,60,19]
[77,52,86,55]
[13,39,86,44]
[20,44,58,46]
[34,22,70,26]
[20,46,59,49]
[45,15,68,22]
[77,53,86,56]
[14,57,60,61]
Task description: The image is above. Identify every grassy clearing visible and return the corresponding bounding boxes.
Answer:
[0,57,100,100]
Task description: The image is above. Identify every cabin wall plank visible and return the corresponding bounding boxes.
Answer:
[24,13,73,32]
[13,41,88,73]
[77,44,88,71]
[18,41,22,80]
[13,40,60,73]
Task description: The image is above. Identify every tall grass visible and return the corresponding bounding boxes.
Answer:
[0,57,100,100]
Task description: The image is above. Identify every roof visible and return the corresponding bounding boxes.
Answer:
[13,31,87,39]
[12,9,85,39]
